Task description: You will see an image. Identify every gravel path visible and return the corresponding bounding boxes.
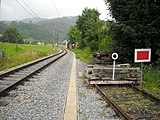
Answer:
[76,59,121,120]
[0,52,73,120]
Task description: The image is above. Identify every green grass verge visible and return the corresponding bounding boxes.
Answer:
[143,66,160,98]
[0,42,58,71]
[72,47,92,64]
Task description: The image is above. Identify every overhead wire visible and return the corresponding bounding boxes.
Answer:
[15,0,56,44]
[20,0,42,20]
[15,0,54,31]
[15,0,39,21]
[52,0,67,32]
[16,0,68,42]
[20,0,55,32]
[16,0,67,32]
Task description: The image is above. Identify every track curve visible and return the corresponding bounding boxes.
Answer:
[0,49,67,97]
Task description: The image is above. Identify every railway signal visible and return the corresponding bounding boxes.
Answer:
[134,49,151,86]
[134,49,151,63]
[111,52,118,80]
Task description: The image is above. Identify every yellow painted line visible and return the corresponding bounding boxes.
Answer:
[64,53,77,120]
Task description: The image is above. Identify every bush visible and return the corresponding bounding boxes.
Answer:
[72,47,92,63]
[98,36,112,52]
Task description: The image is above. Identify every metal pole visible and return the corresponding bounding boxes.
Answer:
[56,32,58,48]
[140,62,143,86]
[0,0,1,21]
[52,23,55,50]
[112,60,116,80]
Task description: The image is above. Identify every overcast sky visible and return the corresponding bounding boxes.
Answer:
[0,0,111,21]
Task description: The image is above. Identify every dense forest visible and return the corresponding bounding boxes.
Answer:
[0,16,77,44]
[105,0,160,63]
[68,1,160,64]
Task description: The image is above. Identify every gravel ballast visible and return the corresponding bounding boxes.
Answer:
[76,59,121,120]
[0,52,73,120]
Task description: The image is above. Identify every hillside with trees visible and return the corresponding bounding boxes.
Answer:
[0,16,78,43]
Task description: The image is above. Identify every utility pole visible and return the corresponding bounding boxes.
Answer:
[53,23,58,50]
[52,23,55,50]
[56,32,58,48]
[0,0,1,21]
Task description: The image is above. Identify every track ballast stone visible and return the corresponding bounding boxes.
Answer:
[0,52,73,120]
[76,59,121,120]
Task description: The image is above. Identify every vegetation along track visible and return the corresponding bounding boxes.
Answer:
[0,49,67,97]
[95,85,160,120]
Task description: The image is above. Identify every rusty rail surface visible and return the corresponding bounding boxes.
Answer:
[95,85,132,120]
[95,85,160,120]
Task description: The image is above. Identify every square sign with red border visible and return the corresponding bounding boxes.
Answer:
[134,49,151,63]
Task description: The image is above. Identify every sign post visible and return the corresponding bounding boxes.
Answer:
[134,49,151,86]
[111,53,118,80]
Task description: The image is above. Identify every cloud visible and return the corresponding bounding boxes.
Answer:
[1,0,110,20]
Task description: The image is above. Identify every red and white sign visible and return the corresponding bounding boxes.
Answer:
[134,49,151,62]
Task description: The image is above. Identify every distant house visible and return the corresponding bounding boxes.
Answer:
[37,42,44,45]
[66,42,75,49]
[0,34,3,42]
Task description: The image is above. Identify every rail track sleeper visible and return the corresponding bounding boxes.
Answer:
[0,78,19,81]
[0,82,11,86]
[14,72,30,75]
[7,75,24,78]
[130,114,153,119]
[0,86,7,90]
[0,101,10,106]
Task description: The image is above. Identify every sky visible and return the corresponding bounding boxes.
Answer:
[0,0,111,21]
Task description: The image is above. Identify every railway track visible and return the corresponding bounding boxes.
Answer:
[0,49,67,98]
[95,85,160,120]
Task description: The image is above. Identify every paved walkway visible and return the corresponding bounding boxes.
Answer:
[64,53,77,120]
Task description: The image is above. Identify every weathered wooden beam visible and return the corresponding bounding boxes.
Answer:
[89,80,141,85]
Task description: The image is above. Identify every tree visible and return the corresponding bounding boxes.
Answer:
[2,27,24,44]
[76,8,101,50]
[67,25,81,47]
[67,8,111,52]
[105,0,160,63]
[0,22,8,34]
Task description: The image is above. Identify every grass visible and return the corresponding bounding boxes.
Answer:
[0,42,58,71]
[72,47,92,64]
[143,66,160,98]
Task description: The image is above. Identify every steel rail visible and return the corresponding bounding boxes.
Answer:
[0,49,67,97]
[133,86,160,104]
[95,85,132,120]
[95,84,160,120]
[0,49,64,78]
